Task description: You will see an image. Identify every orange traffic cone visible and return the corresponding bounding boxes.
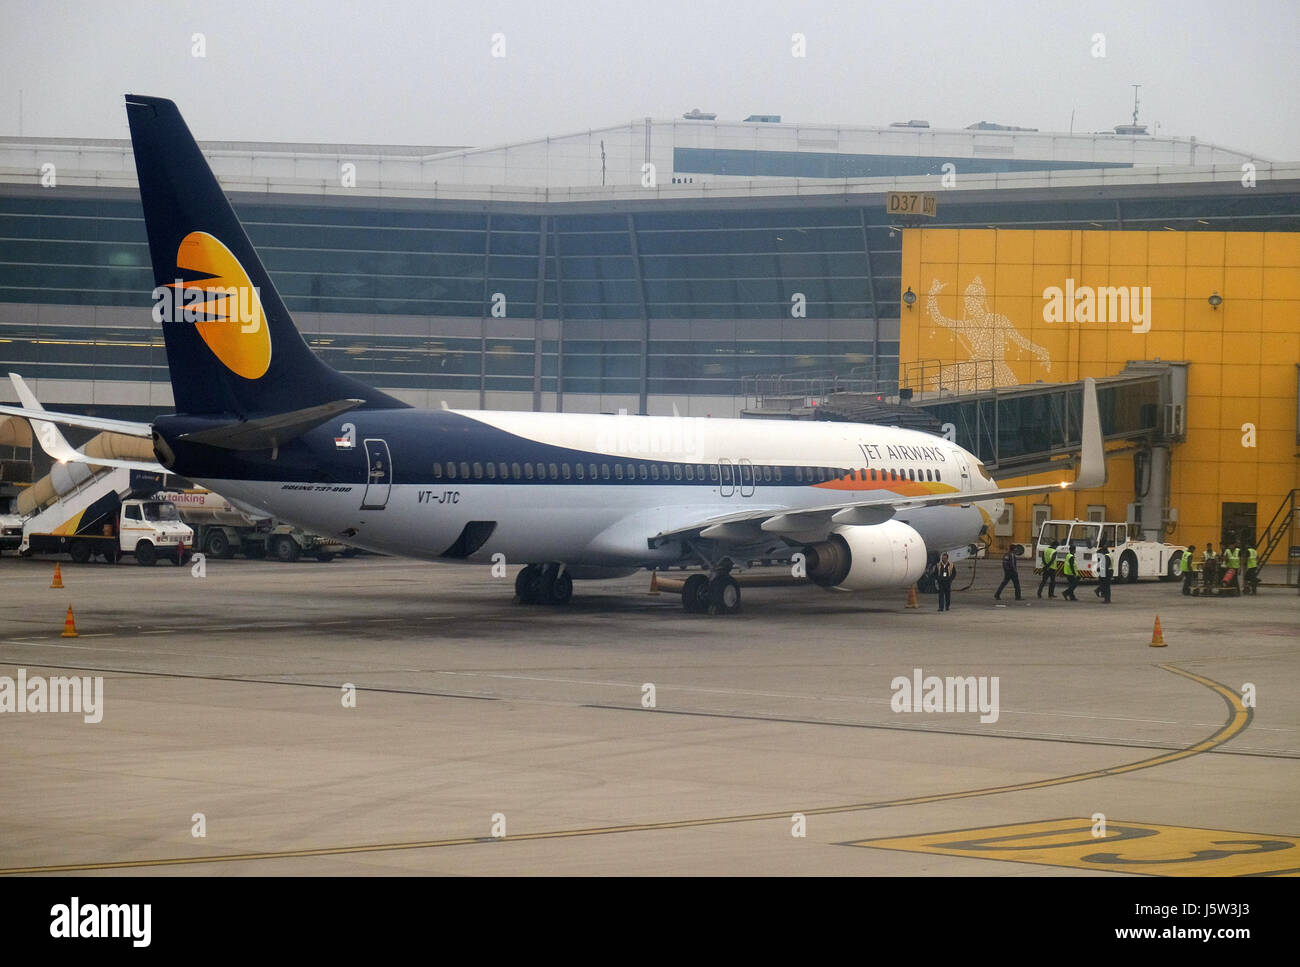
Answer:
[648,571,661,595]
[906,585,919,609]
[50,564,64,589]
[61,605,78,638]
[1149,615,1166,648]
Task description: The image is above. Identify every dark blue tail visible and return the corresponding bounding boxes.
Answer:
[125,95,406,417]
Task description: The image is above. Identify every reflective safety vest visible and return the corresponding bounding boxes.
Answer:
[1203,549,1217,564]
[1062,552,1077,577]
[1247,547,1258,568]
[1042,546,1056,569]
[1180,550,1193,574]
[1225,548,1240,568]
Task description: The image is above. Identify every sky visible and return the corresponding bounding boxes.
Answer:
[2,0,1298,159]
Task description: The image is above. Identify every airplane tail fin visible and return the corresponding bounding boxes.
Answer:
[124,95,406,418]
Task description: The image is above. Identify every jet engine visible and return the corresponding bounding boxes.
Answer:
[801,520,926,590]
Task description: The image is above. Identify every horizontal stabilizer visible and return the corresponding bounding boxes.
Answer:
[178,398,364,450]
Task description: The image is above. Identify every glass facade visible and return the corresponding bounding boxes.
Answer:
[674,147,1132,180]
[1,186,1298,404]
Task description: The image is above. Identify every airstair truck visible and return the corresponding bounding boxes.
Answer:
[19,464,193,566]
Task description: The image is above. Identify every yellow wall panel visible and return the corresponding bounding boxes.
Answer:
[1221,299,1262,334]
[919,230,959,263]
[1186,232,1226,265]
[993,263,1034,296]
[1186,395,1221,431]
[1109,232,1148,266]
[994,231,1035,264]
[1148,298,1185,337]
[1032,231,1074,264]
[1261,267,1300,301]
[1219,462,1259,498]
[1221,334,1262,365]
[1185,266,1227,302]
[1225,232,1264,267]
[1178,462,1222,495]
[1220,395,1261,427]
[1148,265,1187,295]
[1184,329,1223,361]
[1224,266,1264,300]
[1256,431,1296,461]
[1257,364,1297,399]
[1262,232,1300,267]
[1257,397,1296,432]
[958,229,997,263]
[1187,361,1222,398]
[1143,329,1185,361]
[1148,232,1187,266]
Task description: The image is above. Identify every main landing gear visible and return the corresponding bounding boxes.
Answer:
[680,570,741,616]
[514,563,573,606]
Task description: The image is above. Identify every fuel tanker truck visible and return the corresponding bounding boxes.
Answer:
[156,487,346,562]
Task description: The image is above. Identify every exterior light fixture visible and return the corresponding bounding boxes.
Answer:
[902,286,917,309]
[1208,291,1223,310]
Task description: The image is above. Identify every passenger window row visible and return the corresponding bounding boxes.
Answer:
[426,461,942,483]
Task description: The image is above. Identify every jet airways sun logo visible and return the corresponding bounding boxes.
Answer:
[150,231,271,379]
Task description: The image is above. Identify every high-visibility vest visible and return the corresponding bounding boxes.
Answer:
[1042,547,1056,568]
[1225,548,1240,568]
[1063,553,1076,577]
[1247,547,1258,568]
[1203,549,1217,563]
[1180,550,1192,574]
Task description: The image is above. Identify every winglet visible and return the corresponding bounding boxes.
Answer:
[1074,377,1107,489]
[8,373,81,462]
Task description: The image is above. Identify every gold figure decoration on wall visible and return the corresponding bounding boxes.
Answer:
[926,277,1052,390]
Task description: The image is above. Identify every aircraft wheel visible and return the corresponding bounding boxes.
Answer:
[548,570,573,605]
[515,564,543,604]
[706,574,741,615]
[681,574,709,613]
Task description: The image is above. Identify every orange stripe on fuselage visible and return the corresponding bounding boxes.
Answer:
[812,478,960,499]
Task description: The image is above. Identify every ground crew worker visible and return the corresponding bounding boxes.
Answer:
[1223,543,1240,593]
[932,552,956,612]
[995,545,1022,601]
[1061,544,1080,601]
[1244,543,1259,594]
[1093,544,1112,604]
[1037,544,1058,598]
[1180,545,1195,596]
[1201,543,1218,590]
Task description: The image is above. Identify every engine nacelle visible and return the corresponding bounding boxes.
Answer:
[802,521,927,591]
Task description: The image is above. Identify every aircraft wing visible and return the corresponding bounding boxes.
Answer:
[4,373,163,471]
[652,377,1107,545]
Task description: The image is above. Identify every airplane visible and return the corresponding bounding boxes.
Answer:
[0,95,1107,615]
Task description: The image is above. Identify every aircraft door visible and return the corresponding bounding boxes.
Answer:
[361,439,392,510]
[738,458,755,497]
[718,459,735,497]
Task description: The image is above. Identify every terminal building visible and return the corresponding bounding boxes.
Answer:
[1,110,1298,570]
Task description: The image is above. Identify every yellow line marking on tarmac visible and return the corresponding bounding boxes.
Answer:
[850,818,1300,876]
[0,662,1252,875]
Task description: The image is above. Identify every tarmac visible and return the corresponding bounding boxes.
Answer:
[1,553,1296,876]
